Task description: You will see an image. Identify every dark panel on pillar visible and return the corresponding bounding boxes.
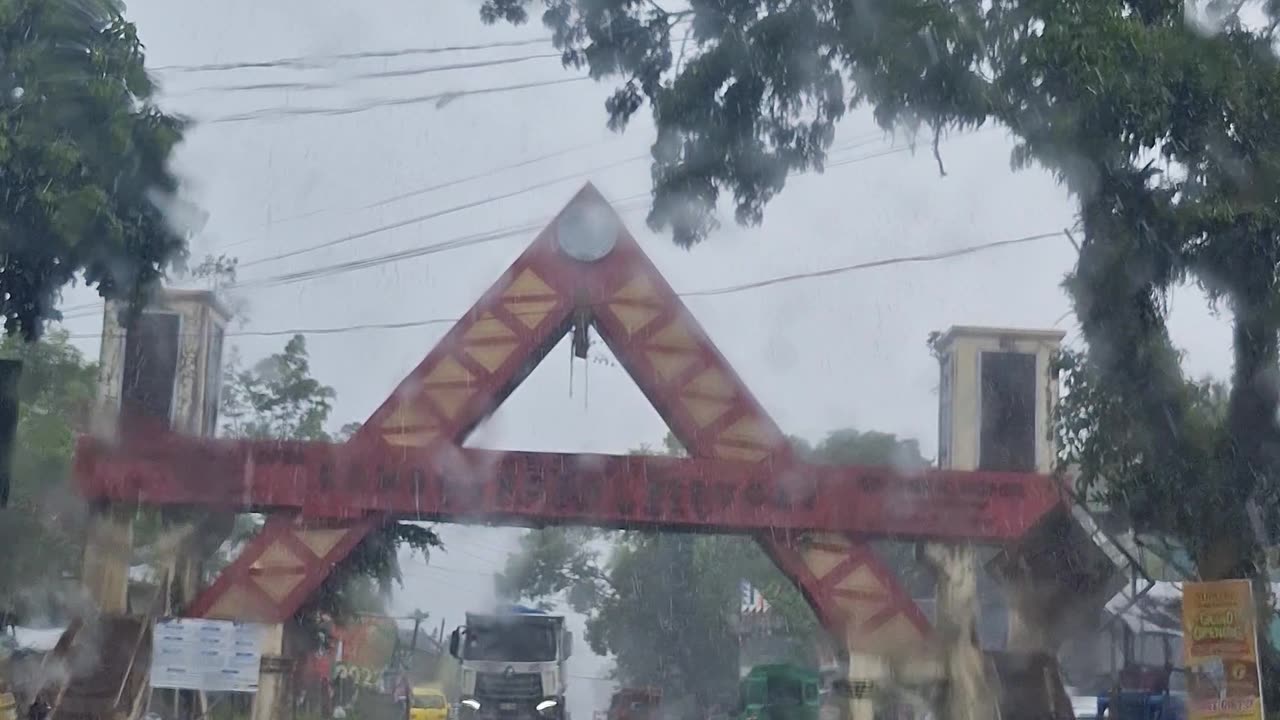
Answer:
[122,312,181,432]
[979,351,1036,472]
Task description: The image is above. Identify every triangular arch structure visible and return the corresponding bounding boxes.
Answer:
[350,184,933,656]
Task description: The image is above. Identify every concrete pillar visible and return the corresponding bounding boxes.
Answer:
[252,624,294,720]
[1004,589,1053,654]
[80,505,134,614]
[86,289,231,612]
[922,543,995,720]
[932,326,1065,654]
[843,652,889,720]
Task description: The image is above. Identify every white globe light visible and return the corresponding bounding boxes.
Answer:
[556,201,619,262]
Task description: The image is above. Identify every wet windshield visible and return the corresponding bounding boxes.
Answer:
[414,695,447,710]
[464,624,557,662]
[5,1,1280,719]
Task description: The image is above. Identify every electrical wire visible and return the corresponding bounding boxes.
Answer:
[180,19,697,124]
[254,128,894,233]
[153,17,693,75]
[236,169,649,270]
[54,126,982,318]
[152,37,562,73]
[205,75,593,125]
[192,198,645,296]
[60,229,1067,339]
[259,140,608,229]
[681,232,1064,298]
[173,53,565,96]
[233,130,908,270]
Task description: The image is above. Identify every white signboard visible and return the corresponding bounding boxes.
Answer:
[150,618,265,693]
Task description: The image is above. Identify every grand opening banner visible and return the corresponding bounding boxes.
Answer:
[1183,580,1266,720]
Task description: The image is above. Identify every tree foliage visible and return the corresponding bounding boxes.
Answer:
[220,335,441,647]
[482,0,1280,616]
[0,329,96,619]
[0,0,191,339]
[221,335,337,442]
[496,428,930,711]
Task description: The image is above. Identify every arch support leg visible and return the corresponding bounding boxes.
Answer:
[761,532,932,720]
[922,542,995,720]
[190,516,376,720]
[187,515,376,622]
[82,504,134,613]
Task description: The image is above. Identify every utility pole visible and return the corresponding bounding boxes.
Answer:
[410,610,428,656]
[403,609,429,683]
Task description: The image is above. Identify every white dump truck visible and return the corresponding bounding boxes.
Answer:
[450,607,573,720]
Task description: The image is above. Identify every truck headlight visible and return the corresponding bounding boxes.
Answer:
[536,701,558,715]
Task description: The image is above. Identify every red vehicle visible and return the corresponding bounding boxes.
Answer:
[607,688,662,720]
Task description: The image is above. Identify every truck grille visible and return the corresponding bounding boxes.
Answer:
[475,672,542,701]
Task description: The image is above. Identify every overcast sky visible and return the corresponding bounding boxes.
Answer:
[52,0,1238,714]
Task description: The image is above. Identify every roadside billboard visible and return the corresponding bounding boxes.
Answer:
[1182,580,1265,720]
[150,618,264,693]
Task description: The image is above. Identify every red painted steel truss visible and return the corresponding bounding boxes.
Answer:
[74,185,1066,656]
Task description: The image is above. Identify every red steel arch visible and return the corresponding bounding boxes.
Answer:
[74,184,1065,658]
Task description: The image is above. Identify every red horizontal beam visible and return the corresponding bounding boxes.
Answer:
[72,434,1064,542]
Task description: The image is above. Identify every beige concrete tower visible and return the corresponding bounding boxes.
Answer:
[929,326,1064,720]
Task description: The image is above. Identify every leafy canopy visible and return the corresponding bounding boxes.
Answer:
[0,0,191,339]
[480,0,1280,590]
[0,329,96,619]
[221,335,337,442]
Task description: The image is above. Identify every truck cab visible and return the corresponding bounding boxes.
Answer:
[450,607,573,720]
[737,664,821,720]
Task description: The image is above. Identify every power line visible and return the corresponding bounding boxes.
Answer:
[235,223,547,289]
[61,230,1066,339]
[186,19,699,124]
[204,75,592,125]
[236,166,649,270]
[153,17,692,75]
[152,37,560,73]
[174,53,564,96]
[254,129,893,234]
[234,130,902,270]
[681,232,1064,297]
[259,140,608,229]
[52,133,901,311]
[55,127,980,318]
[206,198,645,295]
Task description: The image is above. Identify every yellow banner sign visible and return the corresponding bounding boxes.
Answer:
[1183,580,1265,720]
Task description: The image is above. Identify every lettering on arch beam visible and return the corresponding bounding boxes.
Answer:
[75,435,1060,540]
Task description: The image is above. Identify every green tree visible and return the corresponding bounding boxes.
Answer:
[481,0,1280,690]
[221,335,336,441]
[0,329,97,619]
[0,0,191,339]
[495,428,930,712]
[220,335,440,648]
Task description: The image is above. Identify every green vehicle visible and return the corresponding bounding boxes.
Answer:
[737,665,822,720]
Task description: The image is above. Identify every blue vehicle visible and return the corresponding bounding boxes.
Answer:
[1095,666,1187,720]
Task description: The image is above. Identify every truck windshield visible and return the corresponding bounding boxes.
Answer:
[464,623,557,662]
